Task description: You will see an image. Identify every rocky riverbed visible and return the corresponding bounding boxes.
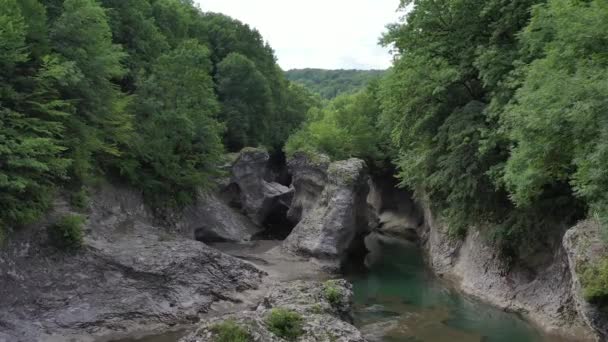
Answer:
[1,148,606,341]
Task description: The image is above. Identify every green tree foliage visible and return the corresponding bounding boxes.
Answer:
[0,0,71,240]
[50,0,132,181]
[375,0,592,252]
[123,40,223,207]
[503,0,608,226]
[0,0,309,240]
[216,53,273,151]
[286,69,385,99]
[285,81,387,166]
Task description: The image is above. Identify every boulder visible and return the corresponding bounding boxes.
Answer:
[286,152,330,223]
[230,148,294,225]
[283,158,369,271]
[178,192,262,243]
[563,220,608,339]
[180,279,366,342]
[0,184,265,342]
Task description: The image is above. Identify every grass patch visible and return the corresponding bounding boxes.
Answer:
[323,280,342,306]
[265,308,304,341]
[581,257,608,306]
[210,320,251,342]
[48,214,85,250]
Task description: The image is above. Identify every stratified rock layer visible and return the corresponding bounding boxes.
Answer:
[0,184,265,342]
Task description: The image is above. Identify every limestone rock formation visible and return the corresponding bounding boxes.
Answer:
[286,152,330,223]
[229,148,294,226]
[0,184,265,342]
[180,192,262,243]
[414,196,597,341]
[563,220,608,340]
[283,158,369,271]
[180,279,366,342]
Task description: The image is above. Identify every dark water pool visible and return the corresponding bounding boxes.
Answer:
[345,235,569,342]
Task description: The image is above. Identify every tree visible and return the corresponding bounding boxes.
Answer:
[50,0,132,182]
[503,0,608,226]
[216,52,273,150]
[0,0,71,239]
[123,40,224,207]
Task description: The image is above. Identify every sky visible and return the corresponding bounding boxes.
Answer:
[194,0,403,70]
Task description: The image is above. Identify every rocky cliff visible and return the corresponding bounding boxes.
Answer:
[0,184,265,342]
[413,196,605,340]
[283,157,370,272]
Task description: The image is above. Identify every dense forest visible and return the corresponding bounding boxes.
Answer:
[286,0,608,272]
[285,69,385,99]
[0,0,318,241]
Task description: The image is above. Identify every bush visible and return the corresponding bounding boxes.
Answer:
[265,308,304,341]
[69,188,90,211]
[323,281,342,306]
[48,214,85,250]
[210,320,251,342]
[581,258,608,306]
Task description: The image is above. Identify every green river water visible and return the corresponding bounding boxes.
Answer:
[119,237,571,342]
[345,235,567,342]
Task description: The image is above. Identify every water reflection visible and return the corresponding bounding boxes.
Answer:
[346,234,560,342]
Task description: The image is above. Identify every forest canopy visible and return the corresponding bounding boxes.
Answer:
[286,0,608,257]
[0,0,315,238]
[285,68,385,99]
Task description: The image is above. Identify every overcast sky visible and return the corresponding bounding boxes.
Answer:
[194,0,402,70]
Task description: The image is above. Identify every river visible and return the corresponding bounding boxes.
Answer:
[118,236,571,342]
[345,234,570,342]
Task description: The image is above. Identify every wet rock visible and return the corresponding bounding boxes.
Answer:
[180,279,366,342]
[0,184,265,342]
[563,220,608,339]
[286,152,330,223]
[283,158,369,272]
[230,148,294,225]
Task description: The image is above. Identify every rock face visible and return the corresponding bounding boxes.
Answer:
[413,197,598,341]
[286,152,330,223]
[180,279,366,342]
[563,220,608,340]
[283,158,369,271]
[230,148,294,226]
[180,192,262,243]
[366,175,423,242]
[0,184,265,342]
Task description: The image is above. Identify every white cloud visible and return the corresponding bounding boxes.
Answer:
[194,0,402,70]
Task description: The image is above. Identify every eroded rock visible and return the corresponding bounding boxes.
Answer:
[180,192,262,243]
[180,279,366,342]
[286,152,330,223]
[230,148,294,226]
[414,194,597,341]
[283,158,369,271]
[564,220,608,339]
[0,184,265,342]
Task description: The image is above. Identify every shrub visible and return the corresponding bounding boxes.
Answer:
[265,308,304,341]
[323,281,342,306]
[581,258,608,306]
[69,188,90,211]
[210,320,251,342]
[48,214,85,250]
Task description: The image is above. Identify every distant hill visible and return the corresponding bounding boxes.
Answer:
[286,68,386,99]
